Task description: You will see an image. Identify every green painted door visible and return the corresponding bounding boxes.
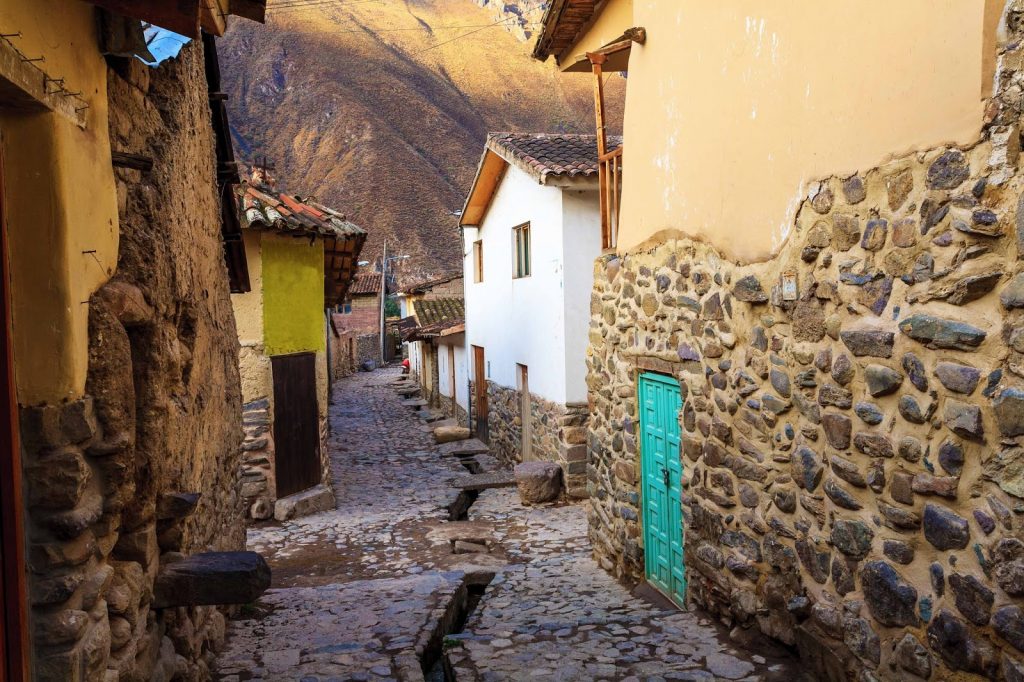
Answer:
[639,371,685,605]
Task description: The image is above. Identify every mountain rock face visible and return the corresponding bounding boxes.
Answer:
[219,0,623,283]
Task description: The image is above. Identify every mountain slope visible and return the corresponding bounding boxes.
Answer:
[219,0,623,283]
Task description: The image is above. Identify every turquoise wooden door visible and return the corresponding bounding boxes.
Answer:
[639,371,685,605]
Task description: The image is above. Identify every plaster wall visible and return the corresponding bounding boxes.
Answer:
[437,333,469,413]
[232,232,271,404]
[561,189,602,404]
[562,0,1003,262]
[464,165,569,404]
[0,0,119,405]
[262,233,326,355]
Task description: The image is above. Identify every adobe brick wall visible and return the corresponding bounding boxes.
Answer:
[20,43,245,682]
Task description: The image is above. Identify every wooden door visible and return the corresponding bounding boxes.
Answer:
[0,134,29,681]
[639,372,685,606]
[272,353,321,498]
[517,364,532,460]
[472,345,488,443]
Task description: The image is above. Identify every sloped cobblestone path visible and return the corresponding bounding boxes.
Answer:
[217,368,804,681]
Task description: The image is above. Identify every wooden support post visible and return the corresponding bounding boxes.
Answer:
[588,52,610,248]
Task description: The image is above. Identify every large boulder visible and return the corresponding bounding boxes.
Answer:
[514,461,563,504]
[434,426,470,443]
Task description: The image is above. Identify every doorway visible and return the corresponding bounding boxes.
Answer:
[271,352,321,498]
[638,371,685,606]
[472,345,488,443]
[517,364,532,461]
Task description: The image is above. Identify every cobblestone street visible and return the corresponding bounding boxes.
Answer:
[216,368,803,681]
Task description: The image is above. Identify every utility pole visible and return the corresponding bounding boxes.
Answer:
[380,239,387,366]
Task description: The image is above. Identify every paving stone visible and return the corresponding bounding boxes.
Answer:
[219,369,803,681]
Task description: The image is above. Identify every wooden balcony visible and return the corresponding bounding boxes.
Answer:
[599,145,622,250]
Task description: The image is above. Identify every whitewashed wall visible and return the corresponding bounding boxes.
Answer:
[561,189,602,404]
[464,165,600,405]
[437,333,469,413]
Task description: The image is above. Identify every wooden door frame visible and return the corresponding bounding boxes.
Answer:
[517,364,531,461]
[0,134,30,681]
[271,352,321,498]
[472,345,488,441]
[637,370,686,607]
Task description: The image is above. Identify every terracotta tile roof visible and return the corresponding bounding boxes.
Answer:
[349,273,382,295]
[235,181,367,307]
[413,298,464,327]
[487,132,621,183]
[532,0,599,62]
[237,182,365,241]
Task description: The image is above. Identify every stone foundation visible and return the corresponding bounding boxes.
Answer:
[586,15,1024,680]
[240,398,275,520]
[486,381,588,498]
[238,397,331,521]
[437,393,469,427]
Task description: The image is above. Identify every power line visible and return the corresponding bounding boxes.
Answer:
[414,1,545,55]
[269,0,385,12]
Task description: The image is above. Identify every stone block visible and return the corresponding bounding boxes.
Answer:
[514,461,562,504]
[25,447,91,510]
[273,484,334,522]
[152,552,271,608]
[434,425,471,443]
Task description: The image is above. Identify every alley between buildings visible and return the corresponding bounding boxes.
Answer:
[214,368,804,681]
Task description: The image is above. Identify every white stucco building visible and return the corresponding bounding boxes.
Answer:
[459,132,607,497]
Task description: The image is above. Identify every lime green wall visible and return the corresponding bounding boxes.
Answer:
[262,234,326,355]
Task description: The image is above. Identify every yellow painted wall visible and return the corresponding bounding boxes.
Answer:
[261,233,326,355]
[232,231,329,417]
[561,0,1001,262]
[0,0,119,405]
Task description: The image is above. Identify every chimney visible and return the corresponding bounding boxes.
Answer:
[250,156,277,188]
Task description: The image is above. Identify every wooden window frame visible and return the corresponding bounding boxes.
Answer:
[473,239,484,283]
[512,222,531,279]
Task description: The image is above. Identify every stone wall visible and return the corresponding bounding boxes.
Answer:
[240,398,275,520]
[485,381,589,498]
[356,333,380,369]
[328,324,356,380]
[18,44,246,682]
[586,13,1024,680]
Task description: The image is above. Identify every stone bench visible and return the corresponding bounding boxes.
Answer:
[452,471,517,491]
[439,438,490,456]
[153,551,271,608]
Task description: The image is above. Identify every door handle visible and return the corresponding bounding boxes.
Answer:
[662,467,670,488]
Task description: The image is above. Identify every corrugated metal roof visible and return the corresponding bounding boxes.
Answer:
[237,182,366,241]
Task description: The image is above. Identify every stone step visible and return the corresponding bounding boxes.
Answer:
[401,398,428,407]
[153,551,271,608]
[439,439,490,456]
[452,470,517,491]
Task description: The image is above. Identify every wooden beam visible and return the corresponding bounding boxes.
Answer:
[589,53,609,247]
[83,0,201,38]
[111,151,153,172]
[200,0,229,36]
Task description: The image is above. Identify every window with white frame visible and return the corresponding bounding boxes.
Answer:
[513,222,531,279]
